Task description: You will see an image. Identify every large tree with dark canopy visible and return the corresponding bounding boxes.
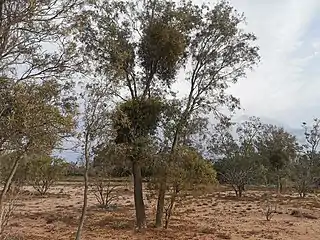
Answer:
[71,0,259,229]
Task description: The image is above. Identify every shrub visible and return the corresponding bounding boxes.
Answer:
[261,193,277,221]
[91,176,118,209]
[27,155,67,195]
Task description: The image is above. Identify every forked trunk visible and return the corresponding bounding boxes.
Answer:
[132,161,146,230]
[232,185,239,197]
[164,192,177,229]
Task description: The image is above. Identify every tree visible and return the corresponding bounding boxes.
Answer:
[291,154,313,198]
[75,81,111,240]
[0,0,79,235]
[209,117,263,197]
[27,155,68,195]
[0,152,28,190]
[256,124,299,194]
[91,144,121,208]
[0,79,76,234]
[0,0,78,85]
[302,119,320,157]
[302,119,320,179]
[153,1,260,226]
[289,119,320,197]
[71,0,259,229]
[151,146,216,229]
[111,98,164,229]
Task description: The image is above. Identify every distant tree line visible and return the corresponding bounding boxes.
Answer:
[210,117,320,198]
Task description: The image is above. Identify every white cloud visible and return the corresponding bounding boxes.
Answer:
[225,0,320,128]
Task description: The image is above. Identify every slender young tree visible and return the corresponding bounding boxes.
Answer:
[154,1,260,226]
[75,81,111,240]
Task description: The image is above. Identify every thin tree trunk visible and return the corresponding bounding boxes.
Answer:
[277,174,281,195]
[132,161,146,230]
[231,185,238,197]
[237,185,242,198]
[164,191,177,229]
[155,181,166,227]
[155,128,181,228]
[0,156,20,234]
[75,136,90,240]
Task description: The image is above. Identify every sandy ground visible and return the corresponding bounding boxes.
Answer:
[4,181,320,240]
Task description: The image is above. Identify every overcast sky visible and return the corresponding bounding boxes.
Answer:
[59,0,320,160]
[189,0,320,129]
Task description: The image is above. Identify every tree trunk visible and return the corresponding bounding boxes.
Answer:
[155,121,183,228]
[0,156,20,234]
[277,175,281,195]
[75,137,90,240]
[164,191,177,229]
[132,161,146,230]
[300,183,306,198]
[237,185,243,198]
[155,181,166,227]
[232,185,238,197]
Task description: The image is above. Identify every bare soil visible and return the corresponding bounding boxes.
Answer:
[5,182,320,240]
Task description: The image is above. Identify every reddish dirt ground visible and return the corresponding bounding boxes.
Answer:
[4,182,320,240]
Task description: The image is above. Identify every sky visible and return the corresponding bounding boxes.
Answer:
[217,0,320,129]
[59,0,320,161]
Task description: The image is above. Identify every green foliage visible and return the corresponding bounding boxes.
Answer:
[149,146,216,194]
[113,98,164,144]
[209,118,264,196]
[26,155,68,195]
[257,125,298,168]
[0,153,26,188]
[269,150,288,171]
[72,0,259,103]
[289,119,320,197]
[0,0,77,234]
[256,125,299,192]
[168,146,217,189]
[149,146,216,228]
[0,79,76,154]
[139,18,187,84]
[210,117,320,196]
[291,155,313,197]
